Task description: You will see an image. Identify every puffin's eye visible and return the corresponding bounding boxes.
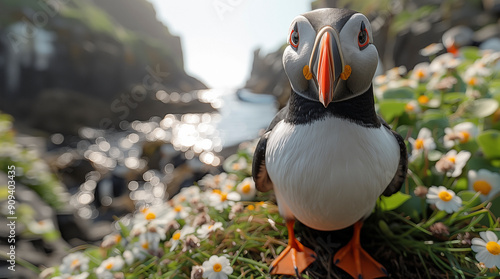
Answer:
[358,21,369,50]
[289,23,299,50]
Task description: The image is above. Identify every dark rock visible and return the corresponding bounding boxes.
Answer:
[244,48,290,108]
[0,0,208,136]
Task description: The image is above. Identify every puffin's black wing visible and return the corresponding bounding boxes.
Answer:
[379,116,408,196]
[252,104,288,192]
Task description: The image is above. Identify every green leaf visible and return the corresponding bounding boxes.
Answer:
[442,92,466,104]
[457,191,481,208]
[461,46,481,61]
[118,221,130,238]
[453,177,468,193]
[421,110,449,136]
[477,130,500,159]
[381,87,415,100]
[378,191,411,211]
[378,100,407,123]
[467,98,499,118]
[427,150,443,161]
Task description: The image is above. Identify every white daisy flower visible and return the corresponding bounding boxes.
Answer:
[127,245,148,264]
[207,190,241,211]
[405,100,421,114]
[410,62,431,82]
[435,150,471,177]
[236,177,257,201]
[199,173,229,189]
[173,186,201,204]
[132,205,172,237]
[123,250,135,266]
[419,43,444,57]
[167,204,191,220]
[95,256,124,279]
[468,169,500,201]
[197,222,223,239]
[408,127,436,161]
[202,255,233,279]
[101,233,125,248]
[27,219,55,234]
[169,226,196,251]
[471,231,500,268]
[426,186,462,213]
[59,252,89,274]
[429,53,461,75]
[443,122,479,148]
[230,157,248,172]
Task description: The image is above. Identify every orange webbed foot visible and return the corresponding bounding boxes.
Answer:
[334,222,388,279]
[270,220,316,276]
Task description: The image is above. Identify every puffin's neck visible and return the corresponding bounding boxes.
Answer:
[285,85,381,128]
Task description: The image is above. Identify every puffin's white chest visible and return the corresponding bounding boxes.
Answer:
[266,117,399,231]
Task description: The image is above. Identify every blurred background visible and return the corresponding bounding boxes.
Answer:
[1,0,499,277]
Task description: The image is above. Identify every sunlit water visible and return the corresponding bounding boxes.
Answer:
[56,89,277,219]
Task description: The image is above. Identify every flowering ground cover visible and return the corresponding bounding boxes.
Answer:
[25,46,500,278]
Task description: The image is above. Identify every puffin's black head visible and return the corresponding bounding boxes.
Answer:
[283,8,378,107]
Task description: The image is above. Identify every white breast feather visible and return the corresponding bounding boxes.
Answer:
[266,118,400,231]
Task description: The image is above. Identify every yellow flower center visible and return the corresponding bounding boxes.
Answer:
[115,235,122,243]
[247,204,255,211]
[142,242,149,250]
[174,205,182,212]
[105,263,114,270]
[71,259,80,268]
[415,139,424,150]
[232,163,240,170]
[220,193,228,202]
[405,103,415,112]
[438,190,453,202]
[241,184,252,194]
[447,156,456,164]
[214,176,221,184]
[172,232,181,241]
[418,95,429,104]
[213,263,222,272]
[468,77,477,86]
[416,69,426,79]
[459,131,470,143]
[486,241,500,255]
[473,180,492,195]
[145,212,156,220]
[213,189,221,195]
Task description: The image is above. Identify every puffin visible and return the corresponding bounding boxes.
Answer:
[252,8,408,279]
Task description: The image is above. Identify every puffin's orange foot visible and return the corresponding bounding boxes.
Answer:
[333,222,388,279]
[270,219,316,276]
[270,242,316,276]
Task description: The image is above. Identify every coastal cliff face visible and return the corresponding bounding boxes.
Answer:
[0,0,207,134]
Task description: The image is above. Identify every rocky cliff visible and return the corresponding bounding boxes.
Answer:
[0,0,208,134]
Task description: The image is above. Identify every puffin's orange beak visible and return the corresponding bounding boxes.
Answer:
[309,26,344,108]
[317,32,334,107]
[447,40,459,56]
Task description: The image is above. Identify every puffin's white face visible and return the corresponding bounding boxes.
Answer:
[283,9,378,107]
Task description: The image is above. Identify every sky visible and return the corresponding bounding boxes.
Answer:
[148,0,313,89]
